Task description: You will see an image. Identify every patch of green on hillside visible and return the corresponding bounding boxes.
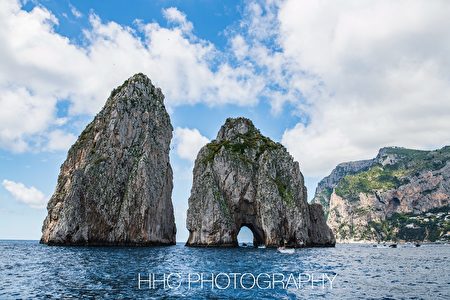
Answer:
[202,126,280,164]
[272,176,294,207]
[334,146,450,201]
[382,146,450,174]
[335,165,405,201]
[368,206,450,242]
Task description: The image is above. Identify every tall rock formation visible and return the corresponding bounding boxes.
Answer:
[313,146,450,242]
[41,73,176,246]
[186,117,335,247]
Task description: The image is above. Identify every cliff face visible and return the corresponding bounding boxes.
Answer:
[186,117,335,248]
[41,73,176,246]
[313,147,450,242]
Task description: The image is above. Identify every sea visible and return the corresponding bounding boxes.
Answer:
[0,241,449,299]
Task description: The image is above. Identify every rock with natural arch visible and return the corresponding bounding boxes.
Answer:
[186,117,335,248]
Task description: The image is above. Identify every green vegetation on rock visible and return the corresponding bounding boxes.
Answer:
[202,124,280,165]
[213,189,233,224]
[382,146,450,173]
[368,206,450,242]
[316,146,450,243]
[334,147,450,202]
[110,72,147,99]
[272,176,294,206]
[335,165,404,201]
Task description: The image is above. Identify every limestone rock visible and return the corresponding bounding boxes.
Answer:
[308,203,335,245]
[186,117,335,247]
[40,73,176,246]
[313,146,450,242]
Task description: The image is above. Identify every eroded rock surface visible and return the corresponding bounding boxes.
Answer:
[41,73,176,246]
[186,117,335,247]
[313,146,450,242]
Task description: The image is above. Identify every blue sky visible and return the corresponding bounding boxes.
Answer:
[1,0,449,241]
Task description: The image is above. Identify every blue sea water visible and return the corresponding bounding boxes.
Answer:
[0,241,449,299]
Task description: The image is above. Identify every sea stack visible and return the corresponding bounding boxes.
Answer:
[186,117,335,247]
[40,73,176,246]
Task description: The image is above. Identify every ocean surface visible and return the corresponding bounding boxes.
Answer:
[0,241,449,299]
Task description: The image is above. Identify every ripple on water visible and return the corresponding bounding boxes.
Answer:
[0,241,449,299]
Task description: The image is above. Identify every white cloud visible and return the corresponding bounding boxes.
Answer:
[162,7,193,33]
[278,0,450,176]
[69,4,82,19]
[1,0,449,181]
[231,35,249,60]
[0,87,56,152]
[234,0,450,176]
[173,127,210,162]
[46,129,77,151]
[0,0,265,152]
[2,179,47,209]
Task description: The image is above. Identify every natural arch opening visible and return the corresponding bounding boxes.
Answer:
[236,223,265,247]
[237,226,253,246]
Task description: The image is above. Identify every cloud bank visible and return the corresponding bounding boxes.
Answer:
[2,179,47,209]
[1,0,449,178]
[0,1,264,153]
[234,0,450,176]
[276,0,450,176]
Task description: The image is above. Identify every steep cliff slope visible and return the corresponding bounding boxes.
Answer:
[41,73,176,245]
[186,117,335,247]
[313,146,450,242]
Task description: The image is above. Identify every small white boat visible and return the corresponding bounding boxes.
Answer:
[277,247,295,254]
[258,245,266,249]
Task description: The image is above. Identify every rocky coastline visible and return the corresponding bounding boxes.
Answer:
[313,146,450,243]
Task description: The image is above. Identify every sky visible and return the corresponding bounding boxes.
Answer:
[0,0,449,242]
